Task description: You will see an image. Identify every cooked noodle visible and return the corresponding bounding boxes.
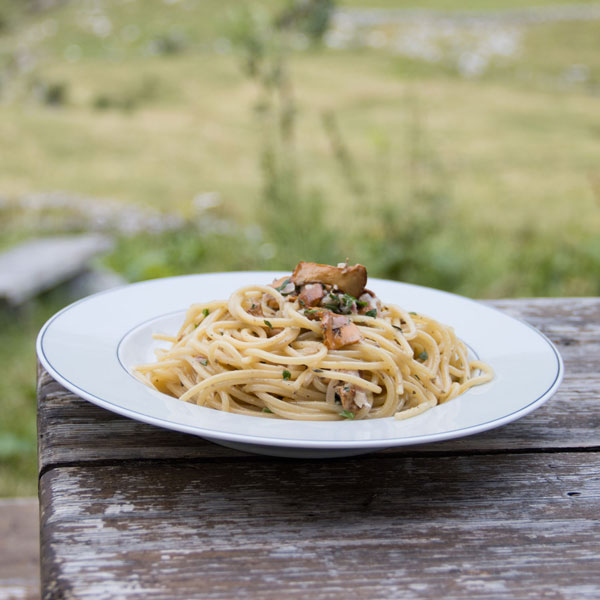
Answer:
[136,264,493,421]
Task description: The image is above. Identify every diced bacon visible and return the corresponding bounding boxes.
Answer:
[291,262,367,298]
[321,311,362,350]
[298,283,325,307]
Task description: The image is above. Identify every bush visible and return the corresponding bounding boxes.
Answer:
[31,79,68,106]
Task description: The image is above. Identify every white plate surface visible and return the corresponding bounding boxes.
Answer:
[37,272,563,458]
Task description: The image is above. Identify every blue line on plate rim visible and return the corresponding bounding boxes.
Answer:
[37,275,564,447]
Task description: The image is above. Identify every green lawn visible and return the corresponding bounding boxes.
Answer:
[1,0,599,495]
[1,2,598,234]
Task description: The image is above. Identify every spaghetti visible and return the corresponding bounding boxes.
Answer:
[136,262,493,421]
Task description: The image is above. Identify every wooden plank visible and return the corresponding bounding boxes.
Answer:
[486,297,600,375]
[39,453,600,600]
[0,498,40,600]
[36,364,600,465]
[37,298,600,467]
[0,234,113,305]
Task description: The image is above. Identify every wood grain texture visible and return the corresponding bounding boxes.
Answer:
[38,298,600,469]
[39,454,600,600]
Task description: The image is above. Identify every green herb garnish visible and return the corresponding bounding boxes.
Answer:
[202,308,210,317]
[282,370,291,380]
[275,278,292,293]
[264,320,272,328]
[342,293,356,309]
[418,351,428,361]
[339,410,355,419]
[200,358,208,366]
[262,407,273,414]
[365,309,377,318]
[356,299,368,308]
[409,311,417,316]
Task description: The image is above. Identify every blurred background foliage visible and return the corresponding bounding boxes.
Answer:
[0,0,599,495]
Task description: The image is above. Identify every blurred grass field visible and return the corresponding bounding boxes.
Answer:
[0,0,599,495]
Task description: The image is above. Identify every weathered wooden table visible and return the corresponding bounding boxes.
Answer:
[37,298,600,599]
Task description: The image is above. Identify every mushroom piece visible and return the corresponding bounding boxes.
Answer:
[358,290,381,316]
[321,311,362,350]
[270,277,296,296]
[333,370,371,412]
[335,382,371,412]
[291,262,367,299]
[298,283,325,307]
[247,302,263,317]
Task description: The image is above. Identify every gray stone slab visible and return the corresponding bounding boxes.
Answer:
[0,235,113,305]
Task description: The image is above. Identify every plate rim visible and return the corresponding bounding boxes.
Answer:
[36,272,564,450]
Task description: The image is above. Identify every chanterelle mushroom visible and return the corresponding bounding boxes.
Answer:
[291,261,367,299]
[335,381,371,412]
[321,311,362,350]
[298,283,325,307]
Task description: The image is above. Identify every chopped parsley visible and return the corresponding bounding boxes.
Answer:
[356,299,368,308]
[262,407,273,414]
[264,320,273,328]
[409,311,417,316]
[200,358,208,366]
[323,292,358,315]
[341,293,356,309]
[365,309,377,318]
[418,351,428,361]
[282,370,291,380]
[202,308,210,317]
[339,410,355,419]
[275,278,292,293]
[323,294,341,313]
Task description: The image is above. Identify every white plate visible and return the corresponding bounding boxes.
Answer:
[37,272,563,458]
